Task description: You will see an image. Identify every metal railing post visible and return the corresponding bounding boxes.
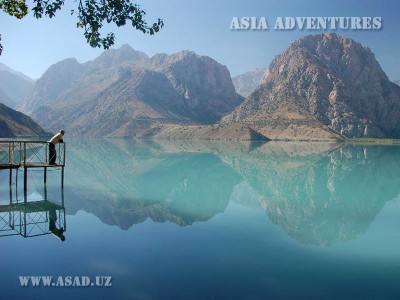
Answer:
[23,142,27,202]
[8,143,11,164]
[23,142,26,166]
[63,143,67,166]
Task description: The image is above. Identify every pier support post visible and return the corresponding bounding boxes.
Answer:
[24,167,27,203]
[61,186,65,207]
[61,167,64,189]
[9,171,12,204]
[15,169,18,201]
[44,181,48,201]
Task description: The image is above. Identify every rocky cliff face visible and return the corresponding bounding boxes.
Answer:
[232,68,266,97]
[28,46,243,136]
[224,33,400,139]
[149,51,243,124]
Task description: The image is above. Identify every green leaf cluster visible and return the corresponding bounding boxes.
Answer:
[0,0,28,18]
[0,0,163,53]
[76,0,163,49]
[32,0,65,18]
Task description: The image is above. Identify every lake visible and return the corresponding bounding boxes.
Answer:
[1,139,400,299]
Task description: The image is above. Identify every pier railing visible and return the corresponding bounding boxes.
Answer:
[22,141,66,167]
[0,141,21,168]
[1,140,66,196]
[0,141,65,167]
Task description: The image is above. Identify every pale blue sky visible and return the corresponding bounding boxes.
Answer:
[0,0,399,80]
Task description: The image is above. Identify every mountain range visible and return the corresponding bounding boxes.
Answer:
[23,46,243,137]
[2,33,400,140]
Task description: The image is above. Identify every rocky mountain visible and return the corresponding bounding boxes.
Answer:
[27,46,243,137]
[0,63,34,109]
[148,51,243,124]
[394,80,400,86]
[19,46,149,114]
[232,68,266,97]
[0,103,49,137]
[224,33,400,140]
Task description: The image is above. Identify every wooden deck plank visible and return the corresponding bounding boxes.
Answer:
[0,163,64,168]
[0,200,64,213]
[24,162,64,168]
[0,164,20,169]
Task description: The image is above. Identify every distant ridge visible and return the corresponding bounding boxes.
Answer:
[0,63,33,83]
[0,63,34,109]
[19,58,84,114]
[232,68,266,97]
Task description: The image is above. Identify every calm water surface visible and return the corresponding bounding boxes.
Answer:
[1,139,400,299]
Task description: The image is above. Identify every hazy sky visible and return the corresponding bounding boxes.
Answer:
[0,0,399,80]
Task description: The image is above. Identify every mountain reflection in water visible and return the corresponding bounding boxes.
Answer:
[64,139,400,246]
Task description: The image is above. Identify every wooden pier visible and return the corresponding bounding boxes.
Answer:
[0,140,66,199]
[0,140,66,238]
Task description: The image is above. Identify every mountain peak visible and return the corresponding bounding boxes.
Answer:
[85,44,149,70]
[113,44,148,63]
[175,50,197,58]
[267,33,383,85]
[225,33,400,140]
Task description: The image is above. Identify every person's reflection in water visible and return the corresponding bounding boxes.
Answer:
[49,209,65,242]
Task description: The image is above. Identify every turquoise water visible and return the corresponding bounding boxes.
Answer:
[1,139,400,299]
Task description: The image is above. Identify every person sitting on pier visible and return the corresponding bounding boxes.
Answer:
[49,129,65,165]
